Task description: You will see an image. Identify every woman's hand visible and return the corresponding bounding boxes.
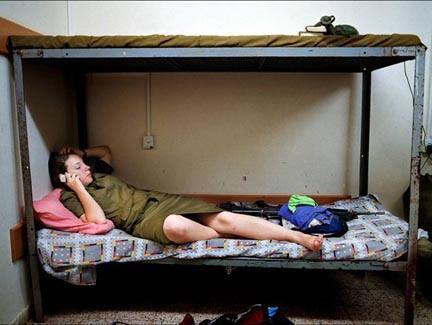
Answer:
[64,172,107,224]
[59,145,112,165]
[59,146,85,158]
[64,172,85,193]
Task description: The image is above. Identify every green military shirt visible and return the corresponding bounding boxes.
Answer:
[60,173,222,244]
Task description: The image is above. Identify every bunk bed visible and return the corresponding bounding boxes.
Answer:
[9,34,426,324]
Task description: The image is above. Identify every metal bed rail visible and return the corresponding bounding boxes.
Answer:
[138,257,407,272]
[18,46,416,59]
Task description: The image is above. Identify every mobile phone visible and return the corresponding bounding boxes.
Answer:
[59,174,66,183]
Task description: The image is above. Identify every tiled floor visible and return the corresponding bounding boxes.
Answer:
[37,264,432,324]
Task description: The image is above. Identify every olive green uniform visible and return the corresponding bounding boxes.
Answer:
[60,173,222,244]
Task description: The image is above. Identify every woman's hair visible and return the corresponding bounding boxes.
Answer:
[48,152,69,188]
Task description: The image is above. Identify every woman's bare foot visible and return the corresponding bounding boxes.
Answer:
[301,234,324,251]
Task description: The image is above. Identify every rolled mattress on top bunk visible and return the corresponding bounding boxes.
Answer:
[37,195,411,286]
[8,34,424,49]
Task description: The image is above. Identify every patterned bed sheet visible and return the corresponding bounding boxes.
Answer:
[37,195,409,285]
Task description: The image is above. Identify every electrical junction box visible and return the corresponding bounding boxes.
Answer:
[143,135,154,150]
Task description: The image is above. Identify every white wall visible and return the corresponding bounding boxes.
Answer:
[0,3,70,323]
[1,1,431,209]
[0,1,68,34]
[2,0,430,207]
[0,62,73,325]
[80,1,432,216]
[0,56,31,325]
[87,72,359,195]
[24,64,76,199]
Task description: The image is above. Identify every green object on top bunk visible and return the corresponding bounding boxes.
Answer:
[7,33,424,50]
[288,194,317,213]
[316,15,359,37]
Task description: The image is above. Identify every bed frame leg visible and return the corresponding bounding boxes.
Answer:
[13,51,44,322]
[404,265,416,325]
[403,46,426,325]
[359,69,371,197]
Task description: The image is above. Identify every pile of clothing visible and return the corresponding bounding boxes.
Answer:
[278,195,357,237]
[180,304,294,325]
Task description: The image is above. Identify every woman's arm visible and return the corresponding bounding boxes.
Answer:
[65,173,107,224]
[59,145,112,165]
[83,145,112,165]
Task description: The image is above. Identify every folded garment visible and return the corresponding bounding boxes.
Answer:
[288,194,317,213]
[33,188,114,234]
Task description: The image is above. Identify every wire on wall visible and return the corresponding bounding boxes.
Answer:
[405,61,432,172]
[404,61,427,147]
[403,61,414,104]
[67,1,72,36]
[146,73,152,136]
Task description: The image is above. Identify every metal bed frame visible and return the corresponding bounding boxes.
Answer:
[12,44,425,324]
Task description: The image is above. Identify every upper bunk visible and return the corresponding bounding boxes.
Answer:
[8,34,425,72]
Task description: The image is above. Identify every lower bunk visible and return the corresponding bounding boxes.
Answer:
[36,195,412,286]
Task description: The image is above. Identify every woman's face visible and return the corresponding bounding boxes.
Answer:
[64,154,93,186]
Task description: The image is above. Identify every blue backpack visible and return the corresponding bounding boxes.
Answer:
[278,204,349,237]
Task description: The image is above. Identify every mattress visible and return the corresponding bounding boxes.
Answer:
[9,34,423,50]
[36,195,410,286]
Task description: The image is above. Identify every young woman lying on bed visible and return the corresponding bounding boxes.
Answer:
[49,145,323,251]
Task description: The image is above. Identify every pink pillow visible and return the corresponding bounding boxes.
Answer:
[33,189,114,234]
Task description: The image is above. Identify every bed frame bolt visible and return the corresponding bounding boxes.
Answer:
[225,266,235,275]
